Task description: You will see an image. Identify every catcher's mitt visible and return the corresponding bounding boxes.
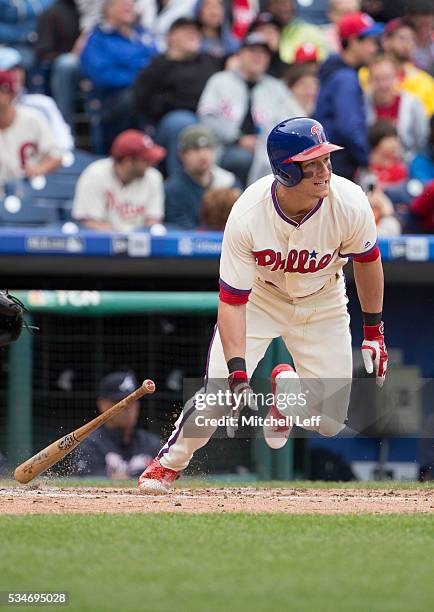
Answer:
[0,291,25,347]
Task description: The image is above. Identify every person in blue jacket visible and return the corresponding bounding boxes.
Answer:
[79,0,158,148]
[80,0,158,94]
[314,11,383,179]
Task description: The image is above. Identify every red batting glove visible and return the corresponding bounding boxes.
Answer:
[227,370,257,438]
[361,322,388,387]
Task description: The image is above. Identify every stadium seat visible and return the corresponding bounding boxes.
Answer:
[58,149,101,177]
[0,191,59,226]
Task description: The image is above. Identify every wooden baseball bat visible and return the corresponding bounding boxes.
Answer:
[14,379,156,484]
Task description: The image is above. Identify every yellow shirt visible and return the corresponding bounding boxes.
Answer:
[359,63,434,116]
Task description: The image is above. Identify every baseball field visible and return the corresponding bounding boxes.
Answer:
[1,480,433,612]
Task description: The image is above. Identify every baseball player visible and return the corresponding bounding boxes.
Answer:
[138,117,388,494]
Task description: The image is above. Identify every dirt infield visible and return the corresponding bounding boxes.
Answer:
[1,485,433,514]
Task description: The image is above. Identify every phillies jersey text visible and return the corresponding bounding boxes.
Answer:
[219,173,378,300]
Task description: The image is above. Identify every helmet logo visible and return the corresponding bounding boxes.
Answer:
[311,125,323,143]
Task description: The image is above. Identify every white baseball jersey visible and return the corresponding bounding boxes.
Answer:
[219,173,378,300]
[72,158,164,232]
[0,105,60,186]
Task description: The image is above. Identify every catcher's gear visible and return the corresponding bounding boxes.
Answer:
[0,291,25,347]
[361,322,388,387]
[267,117,343,187]
[226,370,257,438]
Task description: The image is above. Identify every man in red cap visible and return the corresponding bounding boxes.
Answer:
[314,11,383,179]
[72,129,166,231]
[0,70,61,186]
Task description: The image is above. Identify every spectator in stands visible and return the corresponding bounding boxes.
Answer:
[294,0,329,25]
[0,0,53,70]
[80,0,159,139]
[137,0,198,50]
[284,62,319,116]
[198,32,300,185]
[320,0,361,53]
[35,0,80,127]
[195,0,240,58]
[410,115,434,184]
[404,0,434,75]
[164,125,238,229]
[409,179,434,232]
[0,47,73,152]
[368,120,408,189]
[315,12,383,179]
[200,185,241,230]
[72,129,165,231]
[0,70,61,187]
[380,18,434,116]
[365,54,428,159]
[73,371,161,478]
[361,0,405,23]
[134,17,223,175]
[368,184,402,235]
[245,11,287,78]
[264,0,329,63]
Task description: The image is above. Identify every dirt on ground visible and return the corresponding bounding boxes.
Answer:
[0,485,433,515]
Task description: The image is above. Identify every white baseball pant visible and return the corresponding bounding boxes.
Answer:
[157,272,353,471]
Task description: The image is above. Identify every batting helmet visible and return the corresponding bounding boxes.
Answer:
[267,117,343,187]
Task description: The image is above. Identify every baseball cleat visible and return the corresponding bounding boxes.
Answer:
[263,364,297,449]
[138,458,180,494]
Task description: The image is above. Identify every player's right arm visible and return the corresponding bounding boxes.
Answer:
[217,301,246,363]
[217,213,255,368]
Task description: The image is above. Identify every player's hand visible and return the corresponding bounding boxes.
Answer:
[226,370,257,438]
[361,322,388,387]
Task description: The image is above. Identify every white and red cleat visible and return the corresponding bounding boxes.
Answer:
[263,364,298,450]
[138,458,181,495]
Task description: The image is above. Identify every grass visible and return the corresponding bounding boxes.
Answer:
[1,478,433,490]
[1,513,433,612]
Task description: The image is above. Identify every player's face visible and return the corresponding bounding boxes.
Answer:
[299,154,332,197]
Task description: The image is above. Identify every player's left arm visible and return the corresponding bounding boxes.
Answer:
[339,188,388,386]
[353,255,388,387]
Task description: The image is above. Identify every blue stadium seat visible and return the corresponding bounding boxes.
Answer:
[58,149,100,177]
[0,191,60,227]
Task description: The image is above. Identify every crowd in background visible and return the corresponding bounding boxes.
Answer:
[0,0,433,234]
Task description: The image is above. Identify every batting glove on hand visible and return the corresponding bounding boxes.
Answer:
[226,370,257,438]
[361,322,388,387]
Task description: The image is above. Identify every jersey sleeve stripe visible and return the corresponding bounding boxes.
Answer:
[338,241,379,261]
[218,278,252,295]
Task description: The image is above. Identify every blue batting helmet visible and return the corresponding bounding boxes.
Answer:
[267,117,343,187]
